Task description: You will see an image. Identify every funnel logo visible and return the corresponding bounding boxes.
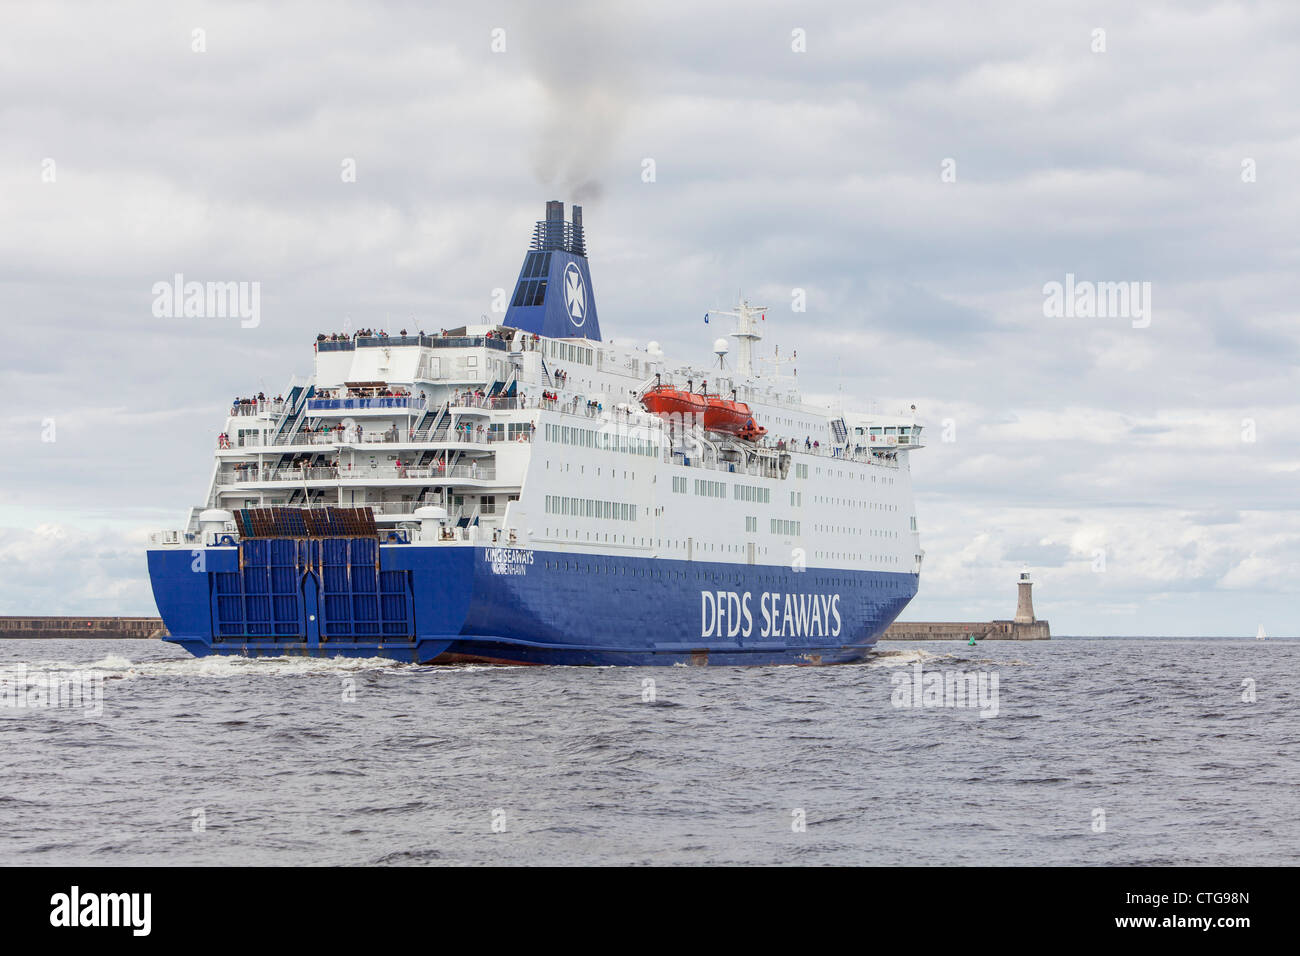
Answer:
[563,262,586,327]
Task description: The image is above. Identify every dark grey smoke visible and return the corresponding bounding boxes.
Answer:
[520,1,639,204]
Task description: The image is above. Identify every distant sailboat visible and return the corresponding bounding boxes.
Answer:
[1256,624,1267,641]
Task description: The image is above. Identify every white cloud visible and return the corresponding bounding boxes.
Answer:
[1,0,1297,634]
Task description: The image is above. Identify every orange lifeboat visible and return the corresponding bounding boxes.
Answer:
[641,383,707,418]
[641,381,766,442]
[701,394,754,434]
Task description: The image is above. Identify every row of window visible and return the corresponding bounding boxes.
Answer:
[733,483,771,503]
[544,423,658,457]
[855,425,918,437]
[694,479,726,498]
[490,422,533,439]
[670,476,775,503]
[549,340,593,365]
[814,552,904,566]
[545,495,638,521]
[814,495,900,511]
[815,466,897,485]
[771,519,801,536]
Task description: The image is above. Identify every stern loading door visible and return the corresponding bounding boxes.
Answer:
[211,536,411,644]
[316,537,414,642]
[212,538,305,641]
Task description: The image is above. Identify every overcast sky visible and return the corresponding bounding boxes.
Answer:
[2,0,1297,635]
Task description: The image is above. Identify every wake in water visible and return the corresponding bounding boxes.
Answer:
[0,654,426,682]
[867,648,1031,668]
[867,648,955,668]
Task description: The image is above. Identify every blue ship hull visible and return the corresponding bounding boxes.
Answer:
[147,540,916,666]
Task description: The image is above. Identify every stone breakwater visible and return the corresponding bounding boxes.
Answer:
[0,617,167,640]
[882,620,1050,641]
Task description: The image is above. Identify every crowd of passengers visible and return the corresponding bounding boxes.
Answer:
[314,386,414,400]
[314,328,542,347]
[231,392,284,410]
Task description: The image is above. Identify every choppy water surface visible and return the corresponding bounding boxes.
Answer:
[1,638,1296,865]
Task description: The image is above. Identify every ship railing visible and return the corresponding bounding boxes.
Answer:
[229,400,288,418]
[350,464,496,481]
[316,333,510,352]
[449,393,532,411]
[222,427,537,450]
[150,511,498,545]
[660,437,900,476]
[219,463,497,484]
[352,501,435,517]
[264,499,439,518]
[305,396,427,412]
[150,528,238,547]
[427,429,534,445]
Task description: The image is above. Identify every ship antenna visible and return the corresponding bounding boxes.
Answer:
[760,343,796,381]
[708,298,766,378]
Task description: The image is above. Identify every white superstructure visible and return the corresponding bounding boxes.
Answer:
[193,309,924,575]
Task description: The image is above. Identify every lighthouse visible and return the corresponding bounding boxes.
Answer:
[1014,571,1036,624]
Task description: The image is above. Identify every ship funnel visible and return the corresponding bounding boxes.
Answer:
[571,204,586,257]
[504,200,602,341]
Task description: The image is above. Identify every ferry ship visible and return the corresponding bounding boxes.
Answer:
[147,201,925,665]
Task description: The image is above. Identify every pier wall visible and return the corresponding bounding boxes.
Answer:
[882,619,1050,641]
[2,617,1051,642]
[0,617,167,640]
